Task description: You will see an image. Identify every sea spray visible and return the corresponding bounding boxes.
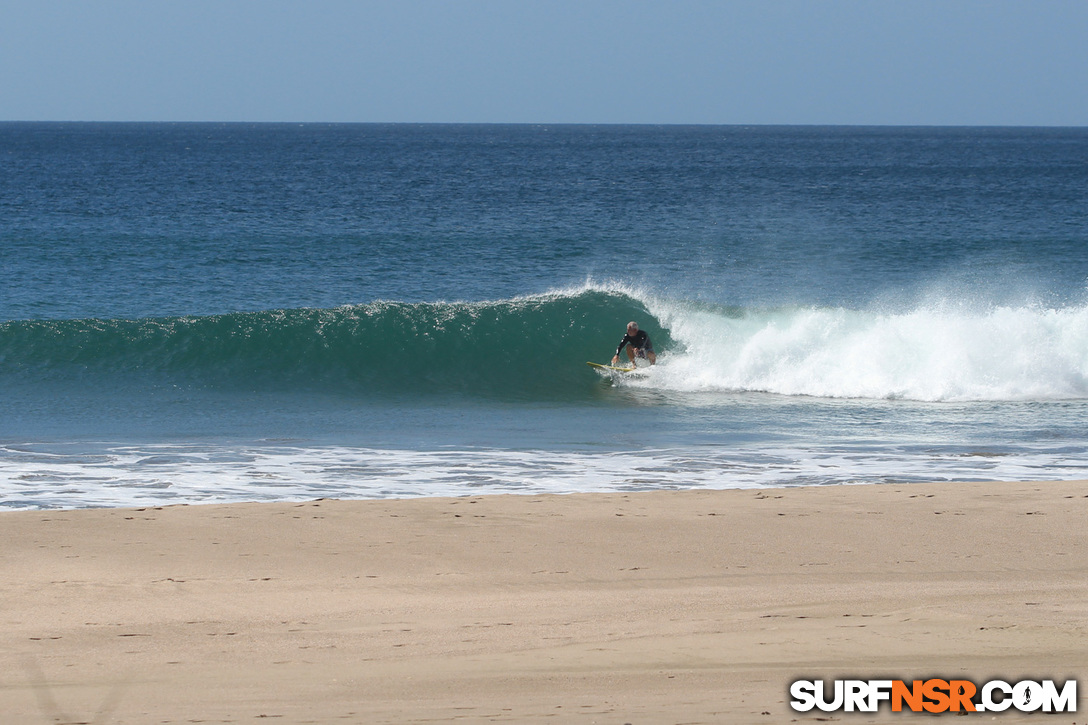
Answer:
[636,295,1088,402]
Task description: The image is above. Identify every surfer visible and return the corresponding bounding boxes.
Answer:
[612,321,656,366]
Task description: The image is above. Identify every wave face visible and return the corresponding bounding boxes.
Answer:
[0,289,667,400]
[4,285,1088,403]
[645,297,1088,402]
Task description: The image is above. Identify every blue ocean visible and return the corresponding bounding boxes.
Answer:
[2,123,1087,509]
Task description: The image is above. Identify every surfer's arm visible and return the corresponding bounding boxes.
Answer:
[612,338,627,364]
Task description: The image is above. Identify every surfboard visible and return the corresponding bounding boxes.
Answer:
[586,361,637,373]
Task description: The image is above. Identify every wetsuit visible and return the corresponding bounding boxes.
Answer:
[616,330,654,358]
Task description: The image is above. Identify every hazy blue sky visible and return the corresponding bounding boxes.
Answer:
[3,0,1086,125]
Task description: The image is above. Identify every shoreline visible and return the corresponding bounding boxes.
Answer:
[3,480,1085,723]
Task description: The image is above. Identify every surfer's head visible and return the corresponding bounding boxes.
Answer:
[627,321,638,334]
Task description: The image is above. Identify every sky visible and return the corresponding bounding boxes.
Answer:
[2,0,1086,125]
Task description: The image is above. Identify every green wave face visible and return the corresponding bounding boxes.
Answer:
[0,290,669,400]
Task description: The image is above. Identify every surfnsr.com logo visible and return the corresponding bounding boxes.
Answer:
[789,678,1077,713]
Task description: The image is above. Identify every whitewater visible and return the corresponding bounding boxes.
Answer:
[641,292,1088,402]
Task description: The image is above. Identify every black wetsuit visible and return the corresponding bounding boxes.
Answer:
[616,330,653,358]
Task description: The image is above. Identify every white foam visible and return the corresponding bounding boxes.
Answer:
[3,441,1086,510]
[639,300,1088,402]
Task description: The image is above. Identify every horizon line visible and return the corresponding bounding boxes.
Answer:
[3,120,1086,129]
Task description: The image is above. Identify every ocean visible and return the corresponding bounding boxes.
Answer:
[2,123,1087,509]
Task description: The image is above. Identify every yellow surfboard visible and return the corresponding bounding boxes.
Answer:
[586,361,637,373]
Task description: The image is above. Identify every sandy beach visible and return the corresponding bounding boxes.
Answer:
[2,480,1085,724]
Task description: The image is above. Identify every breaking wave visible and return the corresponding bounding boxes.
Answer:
[4,283,1087,402]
